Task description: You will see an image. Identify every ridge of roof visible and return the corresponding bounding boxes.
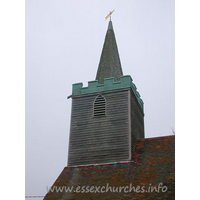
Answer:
[65,160,134,169]
[142,135,175,140]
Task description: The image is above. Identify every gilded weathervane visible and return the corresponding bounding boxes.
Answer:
[105,9,115,21]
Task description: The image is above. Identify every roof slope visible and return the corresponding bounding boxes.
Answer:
[44,135,175,200]
[95,21,123,84]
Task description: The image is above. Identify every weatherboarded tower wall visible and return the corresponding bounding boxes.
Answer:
[68,90,130,166]
[68,76,144,166]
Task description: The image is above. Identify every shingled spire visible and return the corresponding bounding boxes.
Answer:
[96,20,123,84]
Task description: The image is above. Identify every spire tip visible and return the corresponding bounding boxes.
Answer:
[108,20,113,30]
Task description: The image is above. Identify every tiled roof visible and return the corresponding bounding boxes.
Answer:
[44,135,175,200]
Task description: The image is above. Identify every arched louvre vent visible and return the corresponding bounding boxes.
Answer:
[94,95,106,117]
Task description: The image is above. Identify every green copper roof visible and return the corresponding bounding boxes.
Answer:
[71,75,144,110]
[95,21,123,84]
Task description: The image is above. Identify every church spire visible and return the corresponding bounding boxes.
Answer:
[95,20,123,84]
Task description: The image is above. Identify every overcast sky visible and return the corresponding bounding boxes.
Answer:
[25,0,174,198]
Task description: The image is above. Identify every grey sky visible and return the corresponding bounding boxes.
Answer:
[25,0,174,198]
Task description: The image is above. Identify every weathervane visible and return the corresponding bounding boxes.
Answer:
[105,9,115,21]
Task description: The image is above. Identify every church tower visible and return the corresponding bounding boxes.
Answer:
[67,20,144,166]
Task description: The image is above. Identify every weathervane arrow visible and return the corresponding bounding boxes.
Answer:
[105,9,115,21]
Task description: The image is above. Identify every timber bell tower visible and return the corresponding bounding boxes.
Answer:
[67,20,144,166]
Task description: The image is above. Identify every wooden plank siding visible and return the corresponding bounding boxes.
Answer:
[130,89,145,155]
[68,90,130,166]
[68,88,144,166]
